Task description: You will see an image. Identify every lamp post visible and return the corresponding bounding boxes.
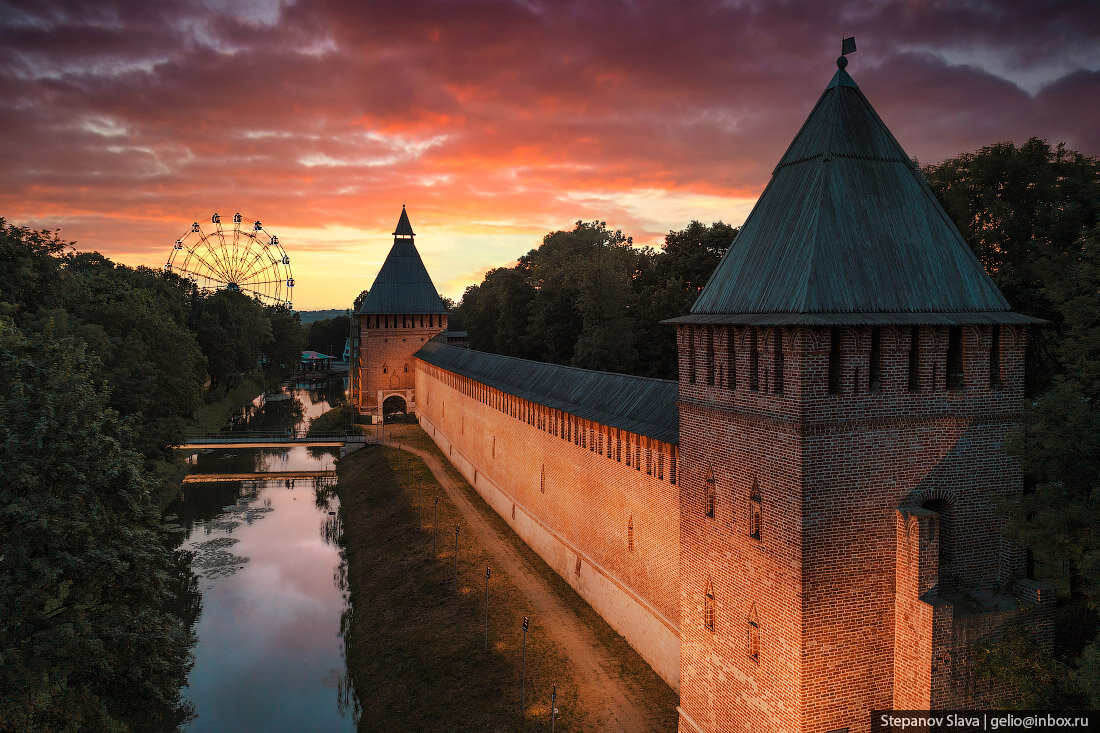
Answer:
[521,616,529,718]
[484,566,491,651]
[432,497,439,556]
[551,683,557,733]
[453,525,460,593]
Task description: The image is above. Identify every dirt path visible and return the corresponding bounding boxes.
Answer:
[384,437,675,732]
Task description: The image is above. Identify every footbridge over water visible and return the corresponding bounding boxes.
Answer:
[177,432,375,451]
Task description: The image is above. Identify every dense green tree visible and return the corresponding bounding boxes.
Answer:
[453,219,735,379]
[304,314,349,357]
[0,320,198,732]
[926,141,1100,706]
[924,138,1100,394]
[0,220,70,315]
[190,289,272,393]
[266,305,305,380]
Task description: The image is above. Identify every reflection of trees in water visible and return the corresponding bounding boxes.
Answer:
[234,396,306,433]
[311,475,360,723]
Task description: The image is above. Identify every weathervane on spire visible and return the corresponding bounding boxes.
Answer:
[838,36,856,68]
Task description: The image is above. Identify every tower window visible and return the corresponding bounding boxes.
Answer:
[705,466,716,519]
[670,450,677,485]
[747,606,760,661]
[657,452,664,481]
[749,330,759,391]
[635,445,641,471]
[404,363,409,373]
[687,327,696,385]
[627,516,634,552]
[908,326,921,392]
[382,364,388,374]
[947,326,964,391]
[773,330,784,394]
[828,328,842,394]
[616,434,622,462]
[704,580,715,632]
[869,327,882,392]
[749,480,762,541]
[706,328,716,386]
[990,325,1002,389]
[922,498,952,574]
[540,464,545,493]
[727,330,737,390]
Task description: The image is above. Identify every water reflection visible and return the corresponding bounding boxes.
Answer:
[171,388,356,732]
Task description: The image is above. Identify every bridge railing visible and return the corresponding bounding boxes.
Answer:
[181,431,371,445]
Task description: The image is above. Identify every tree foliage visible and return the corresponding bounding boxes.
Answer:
[926,140,1100,706]
[0,219,303,729]
[0,321,199,731]
[454,219,736,379]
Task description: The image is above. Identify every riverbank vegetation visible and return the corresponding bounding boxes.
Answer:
[335,429,676,731]
[0,220,305,729]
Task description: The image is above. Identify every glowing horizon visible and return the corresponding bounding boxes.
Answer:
[3,1,1097,309]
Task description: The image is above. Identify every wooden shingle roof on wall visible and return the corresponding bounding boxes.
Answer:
[672,65,1039,327]
[415,341,680,445]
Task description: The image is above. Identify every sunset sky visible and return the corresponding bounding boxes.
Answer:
[3,0,1098,310]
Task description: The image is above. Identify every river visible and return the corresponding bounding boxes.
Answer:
[167,385,357,732]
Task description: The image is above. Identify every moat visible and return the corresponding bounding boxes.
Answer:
[167,387,356,732]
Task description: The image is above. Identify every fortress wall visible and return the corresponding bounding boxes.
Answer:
[415,360,681,690]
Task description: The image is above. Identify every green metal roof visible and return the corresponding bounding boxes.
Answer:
[679,63,1037,326]
[393,205,415,236]
[415,342,679,445]
[357,208,448,315]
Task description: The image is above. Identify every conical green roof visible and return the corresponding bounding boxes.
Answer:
[393,205,415,236]
[357,208,447,315]
[672,63,1037,326]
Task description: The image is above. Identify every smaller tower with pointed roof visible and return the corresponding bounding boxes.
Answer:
[351,206,448,421]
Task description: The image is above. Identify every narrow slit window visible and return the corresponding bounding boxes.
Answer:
[540,465,545,493]
[828,328,842,394]
[705,466,716,519]
[747,607,760,661]
[657,452,664,481]
[947,326,964,391]
[634,445,641,471]
[908,326,921,392]
[773,330,784,394]
[687,327,696,384]
[646,449,653,476]
[706,328,716,386]
[749,480,762,541]
[704,580,715,632]
[989,325,1002,389]
[670,450,678,485]
[727,330,737,390]
[869,327,882,392]
[749,329,759,391]
[616,434,622,462]
[627,516,634,552]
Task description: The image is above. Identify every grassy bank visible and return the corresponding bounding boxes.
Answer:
[307,404,348,435]
[335,426,677,732]
[189,375,266,434]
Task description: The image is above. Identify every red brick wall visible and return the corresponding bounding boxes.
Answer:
[355,312,446,413]
[414,359,682,686]
[677,323,1038,733]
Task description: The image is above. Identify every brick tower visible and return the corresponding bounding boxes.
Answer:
[352,206,448,421]
[670,49,1048,732]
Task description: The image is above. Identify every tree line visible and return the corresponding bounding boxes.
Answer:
[450,138,1100,707]
[0,223,305,731]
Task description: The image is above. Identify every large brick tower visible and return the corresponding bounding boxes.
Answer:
[670,51,1048,732]
[352,206,448,421]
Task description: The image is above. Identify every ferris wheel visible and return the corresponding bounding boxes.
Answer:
[164,212,294,308]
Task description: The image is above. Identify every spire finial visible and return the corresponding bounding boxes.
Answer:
[838,36,856,68]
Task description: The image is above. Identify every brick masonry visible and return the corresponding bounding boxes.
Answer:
[414,360,683,688]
